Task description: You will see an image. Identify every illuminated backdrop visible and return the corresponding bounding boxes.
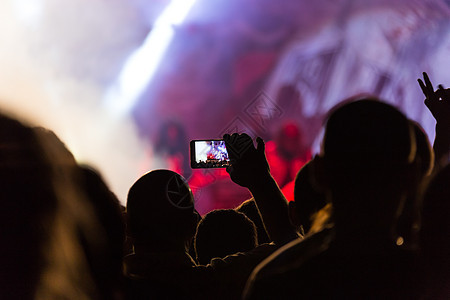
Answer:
[0,0,449,203]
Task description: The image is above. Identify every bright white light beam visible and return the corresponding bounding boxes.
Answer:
[105,0,197,114]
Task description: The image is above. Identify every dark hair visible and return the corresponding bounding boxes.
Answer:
[194,209,257,265]
[293,161,327,233]
[126,170,196,244]
[0,115,103,298]
[0,115,54,299]
[78,165,126,298]
[323,98,415,168]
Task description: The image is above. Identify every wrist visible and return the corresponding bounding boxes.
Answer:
[247,171,275,192]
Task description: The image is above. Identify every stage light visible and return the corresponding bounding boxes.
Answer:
[105,0,197,115]
[12,0,43,26]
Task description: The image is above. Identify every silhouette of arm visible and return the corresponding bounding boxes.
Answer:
[418,72,450,166]
[224,133,298,244]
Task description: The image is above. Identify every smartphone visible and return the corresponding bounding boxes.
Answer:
[190,139,230,168]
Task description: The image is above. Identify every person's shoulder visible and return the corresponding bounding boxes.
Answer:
[207,243,277,269]
[188,244,279,300]
[243,228,334,299]
[124,251,196,280]
[198,243,278,286]
[255,227,333,279]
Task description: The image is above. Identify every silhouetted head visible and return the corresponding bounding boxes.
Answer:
[194,209,257,265]
[320,99,416,234]
[0,115,53,299]
[323,99,415,167]
[290,161,328,235]
[0,114,104,299]
[126,170,198,248]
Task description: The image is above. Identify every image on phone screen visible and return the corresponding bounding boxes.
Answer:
[190,139,230,168]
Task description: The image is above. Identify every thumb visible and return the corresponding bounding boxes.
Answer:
[256,137,270,172]
[437,85,450,100]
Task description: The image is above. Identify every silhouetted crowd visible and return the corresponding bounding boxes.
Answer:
[1,72,449,299]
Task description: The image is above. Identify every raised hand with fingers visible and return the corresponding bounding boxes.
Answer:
[418,72,450,166]
[418,72,450,124]
[223,133,270,190]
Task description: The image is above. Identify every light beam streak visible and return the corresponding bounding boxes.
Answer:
[105,0,197,115]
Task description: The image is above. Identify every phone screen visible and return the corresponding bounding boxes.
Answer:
[190,139,230,168]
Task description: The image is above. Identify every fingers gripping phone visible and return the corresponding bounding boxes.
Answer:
[190,139,230,168]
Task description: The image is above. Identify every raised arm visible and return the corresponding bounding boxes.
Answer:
[223,133,298,244]
[418,72,450,167]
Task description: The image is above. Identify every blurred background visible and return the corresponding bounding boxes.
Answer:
[1,0,449,213]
